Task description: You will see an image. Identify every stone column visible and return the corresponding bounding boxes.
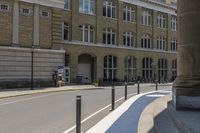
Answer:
[12,0,19,45]
[33,4,40,46]
[173,0,200,110]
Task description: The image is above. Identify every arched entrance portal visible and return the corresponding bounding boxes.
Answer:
[78,53,96,84]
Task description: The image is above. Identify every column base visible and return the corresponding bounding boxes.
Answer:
[172,76,200,110]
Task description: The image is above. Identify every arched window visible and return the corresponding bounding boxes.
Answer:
[157,14,166,29]
[142,10,151,26]
[171,38,177,51]
[104,55,117,81]
[142,57,153,79]
[123,32,135,47]
[141,34,151,48]
[62,22,69,41]
[157,36,166,50]
[124,56,137,81]
[158,58,168,81]
[103,28,116,45]
[172,59,177,81]
[79,24,95,43]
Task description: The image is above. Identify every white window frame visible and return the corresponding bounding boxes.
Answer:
[157,14,166,29]
[142,10,151,26]
[123,5,135,22]
[172,59,177,80]
[124,56,137,81]
[0,4,9,12]
[123,32,135,47]
[21,8,32,16]
[41,11,50,18]
[142,58,153,79]
[79,24,95,43]
[141,34,151,49]
[79,0,95,15]
[158,58,168,81]
[62,22,69,41]
[103,1,116,19]
[171,16,177,31]
[157,36,166,50]
[103,28,116,45]
[171,38,177,51]
[104,55,117,81]
[64,0,70,10]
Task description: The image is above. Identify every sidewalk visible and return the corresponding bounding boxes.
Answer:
[86,90,171,133]
[0,85,105,99]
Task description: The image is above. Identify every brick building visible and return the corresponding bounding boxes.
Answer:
[0,0,177,88]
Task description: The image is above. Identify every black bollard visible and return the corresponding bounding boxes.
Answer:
[76,96,81,133]
[137,81,140,94]
[156,81,158,91]
[111,86,115,111]
[125,82,128,100]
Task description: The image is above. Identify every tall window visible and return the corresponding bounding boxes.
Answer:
[123,32,135,47]
[157,36,166,50]
[171,16,177,31]
[172,59,177,81]
[171,38,177,51]
[103,28,116,45]
[142,58,153,79]
[104,55,117,81]
[123,6,135,22]
[64,0,70,10]
[158,58,168,81]
[103,1,116,19]
[62,22,69,41]
[124,56,137,81]
[157,14,166,29]
[79,0,95,14]
[141,34,151,48]
[79,24,95,43]
[142,10,151,26]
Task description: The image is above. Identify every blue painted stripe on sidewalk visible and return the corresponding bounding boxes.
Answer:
[106,92,170,133]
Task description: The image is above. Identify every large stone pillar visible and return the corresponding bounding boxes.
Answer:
[173,0,200,110]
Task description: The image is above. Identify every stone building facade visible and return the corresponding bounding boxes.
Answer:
[0,0,177,87]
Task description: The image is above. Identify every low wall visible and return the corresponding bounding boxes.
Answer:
[0,46,65,89]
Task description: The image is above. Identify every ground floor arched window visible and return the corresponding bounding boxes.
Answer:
[172,59,177,81]
[124,56,137,81]
[158,58,168,82]
[142,57,153,80]
[104,55,117,81]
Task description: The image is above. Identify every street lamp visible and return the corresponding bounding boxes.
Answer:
[151,61,157,83]
[31,45,35,90]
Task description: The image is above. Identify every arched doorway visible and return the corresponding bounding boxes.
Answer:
[78,53,96,84]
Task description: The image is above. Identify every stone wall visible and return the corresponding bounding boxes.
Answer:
[0,46,65,88]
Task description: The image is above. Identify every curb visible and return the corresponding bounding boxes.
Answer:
[0,87,105,99]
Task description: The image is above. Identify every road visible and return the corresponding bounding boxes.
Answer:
[0,84,171,133]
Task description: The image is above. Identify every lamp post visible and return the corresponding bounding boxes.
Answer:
[31,45,35,90]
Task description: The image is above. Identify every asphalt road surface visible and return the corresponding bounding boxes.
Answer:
[0,84,171,133]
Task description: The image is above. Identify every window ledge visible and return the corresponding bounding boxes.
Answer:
[103,16,118,21]
[79,12,96,16]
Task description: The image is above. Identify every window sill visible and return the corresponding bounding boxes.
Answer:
[103,16,118,21]
[123,20,136,24]
[64,9,72,12]
[79,12,96,16]
[141,24,152,27]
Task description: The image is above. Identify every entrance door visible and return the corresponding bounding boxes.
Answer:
[78,63,91,83]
